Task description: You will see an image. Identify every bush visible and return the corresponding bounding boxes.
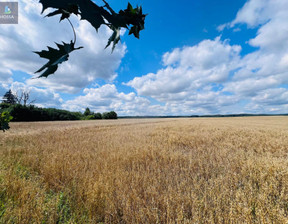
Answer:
[82,113,102,120]
[0,103,11,110]
[0,111,13,132]
[82,115,95,120]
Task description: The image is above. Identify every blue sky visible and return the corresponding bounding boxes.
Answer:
[1,0,288,115]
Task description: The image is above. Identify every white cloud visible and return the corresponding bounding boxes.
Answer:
[62,84,156,116]
[248,16,288,52]
[126,37,242,114]
[163,37,241,69]
[125,0,288,115]
[0,84,9,99]
[0,69,13,83]
[251,88,288,106]
[218,0,288,32]
[62,84,238,116]
[0,0,126,93]
[10,82,63,108]
[217,24,227,32]
[223,77,280,97]
[2,0,288,116]
[230,0,271,28]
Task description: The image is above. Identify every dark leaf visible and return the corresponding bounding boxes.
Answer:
[34,41,83,78]
[37,0,146,61]
[39,0,79,13]
[46,9,69,21]
[38,0,147,41]
[118,3,146,38]
[78,0,106,31]
[105,26,121,52]
[127,3,134,13]
[39,0,106,30]
[45,5,80,21]
[103,0,116,15]
[129,25,139,38]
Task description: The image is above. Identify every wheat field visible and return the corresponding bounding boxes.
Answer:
[1,117,288,223]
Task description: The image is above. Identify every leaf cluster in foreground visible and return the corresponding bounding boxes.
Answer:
[34,0,147,78]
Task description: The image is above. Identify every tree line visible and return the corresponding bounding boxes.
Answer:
[0,89,117,131]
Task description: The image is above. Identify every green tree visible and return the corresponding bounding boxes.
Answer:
[2,90,16,105]
[102,111,117,119]
[0,111,13,132]
[94,112,102,119]
[1,90,15,132]
[84,107,92,116]
[109,111,118,119]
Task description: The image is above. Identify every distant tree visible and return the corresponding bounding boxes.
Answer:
[0,90,15,132]
[102,111,117,119]
[2,90,16,105]
[8,104,80,122]
[102,112,108,119]
[84,107,92,116]
[14,89,36,106]
[109,111,118,119]
[94,112,102,119]
[73,112,83,120]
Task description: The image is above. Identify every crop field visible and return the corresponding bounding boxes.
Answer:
[1,117,288,223]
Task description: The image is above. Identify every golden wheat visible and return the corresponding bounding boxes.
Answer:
[1,117,288,223]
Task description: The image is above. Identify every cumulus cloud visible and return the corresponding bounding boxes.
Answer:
[126,0,288,115]
[62,84,156,116]
[230,0,271,28]
[2,0,288,116]
[0,84,9,99]
[244,87,288,114]
[125,37,242,114]
[251,88,288,106]
[62,84,237,116]
[10,82,63,108]
[230,0,287,28]
[128,37,241,96]
[0,0,126,93]
[222,0,288,113]
[0,69,13,83]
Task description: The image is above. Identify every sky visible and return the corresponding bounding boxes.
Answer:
[1,0,288,116]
